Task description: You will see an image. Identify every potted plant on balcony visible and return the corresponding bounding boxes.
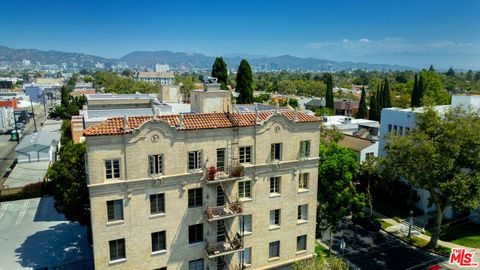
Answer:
[208,165,217,180]
[230,164,244,177]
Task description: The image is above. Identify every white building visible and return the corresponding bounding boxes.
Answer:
[134,71,175,85]
[379,94,480,218]
[155,63,170,73]
[15,131,61,163]
[0,106,14,134]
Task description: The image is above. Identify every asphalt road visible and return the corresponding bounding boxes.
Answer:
[0,104,49,181]
[323,220,448,270]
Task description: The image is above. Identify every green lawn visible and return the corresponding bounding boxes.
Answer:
[378,219,394,230]
[407,236,452,256]
[315,244,329,258]
[439,221,480,248]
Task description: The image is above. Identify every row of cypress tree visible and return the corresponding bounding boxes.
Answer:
[369,78,392,121]
[211,57,253,104]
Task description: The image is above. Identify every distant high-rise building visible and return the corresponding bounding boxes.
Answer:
[155,63,170,72]
[22,59,31,66]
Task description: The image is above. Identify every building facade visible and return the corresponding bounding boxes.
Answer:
[134,72,175,85]
[84,110,321,270]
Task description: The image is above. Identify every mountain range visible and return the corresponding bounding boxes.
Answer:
[0,45,412,71]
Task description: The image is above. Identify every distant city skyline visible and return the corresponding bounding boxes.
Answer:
[2,0,480,69]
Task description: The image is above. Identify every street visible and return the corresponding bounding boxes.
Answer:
[0,103,49,182]
[323,220,448,270]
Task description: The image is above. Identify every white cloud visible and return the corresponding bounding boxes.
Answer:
[304,37,480,55]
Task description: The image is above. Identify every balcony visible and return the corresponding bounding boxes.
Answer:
[203,165,245,185]
[204,203,244,221]
[205,234,243,259]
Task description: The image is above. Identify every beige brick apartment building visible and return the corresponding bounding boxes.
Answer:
[83,98,321,269]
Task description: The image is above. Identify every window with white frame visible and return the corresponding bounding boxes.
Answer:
[297,204,308,222]
[188,151,202,170]
[188,259,204,270]
[109,238,126,262]
[300,140,311,158]
[216,148,225,171]
[270,209,281,227]
[239,181,251,198]
[299,173,309,190]
[239,146,252,163]
[107,199,123,222]
[105,159,120,179]
[239,247,252,265]
[240,214,252,234]
[149,155,163,175]
[150,193,165,215]
[269,241,280,258]
[271,143,282,161]
[151,231,166,253]
[270,177,281,194]
[297,235,307,251]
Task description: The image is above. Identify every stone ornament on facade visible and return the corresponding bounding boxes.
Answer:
[151,134,160,143]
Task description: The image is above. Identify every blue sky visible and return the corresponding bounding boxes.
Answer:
[2,0,480,69]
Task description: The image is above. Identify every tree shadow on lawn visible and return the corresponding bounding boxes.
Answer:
[14,222,93,269]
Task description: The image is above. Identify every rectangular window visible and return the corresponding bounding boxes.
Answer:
[270,209,281,227]
[271,143,282,161]
[297,204,308,222]
[239,181,251,198]
[239,247,252,265]
[149,155,163,175]
[217,220,226,242]
[393,125,398,134]
[151,231,166,252]
[150,194,165,215]
[109,239,126,261]
[188,151,202,170]
[297,235,307,251]
[300,140,311,158]
[188,259,204,270]
[388,124,392,132]
[188,188,203,208]
[299,173,309,190]
[269,177,281,194]
[269,241,280,258]
[188,224,204,244]
[105,159,120,179]
[239,146,252,163]
[366,152,374,160]
[216,148,225,171]
[398,126,403,136]
[240,214,252,233]
[107,200,123,222]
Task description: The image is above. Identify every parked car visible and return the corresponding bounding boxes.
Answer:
[352,216,381,232]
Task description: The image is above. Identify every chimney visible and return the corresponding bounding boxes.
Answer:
[204,76,221,91]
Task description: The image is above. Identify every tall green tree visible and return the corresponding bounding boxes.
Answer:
[324,74,334,110]
[317,142,365,252]
[356,87,368,119]
[235,59,254,104]
[211,57,228,89]
[382,107,480,248]
[369,92,379,121]
[382,78,392,108]
[48,143,90,227]
[446,67,455,77]
[411,74,419,107]
[417,74,425,106]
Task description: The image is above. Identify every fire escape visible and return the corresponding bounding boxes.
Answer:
[203,106,245,269]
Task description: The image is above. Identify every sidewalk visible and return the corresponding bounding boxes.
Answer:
[373,210,480,269]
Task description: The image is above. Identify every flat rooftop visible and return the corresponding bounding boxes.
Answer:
[86,93,154,101]
[4,161,50,188]
[0,197,93,269]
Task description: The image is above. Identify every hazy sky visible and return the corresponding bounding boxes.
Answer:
[2,0,480,69]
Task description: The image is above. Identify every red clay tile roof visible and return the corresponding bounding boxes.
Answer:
[83,111,321,136]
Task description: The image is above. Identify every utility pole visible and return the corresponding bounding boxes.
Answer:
[408,209,413,238]
[30,100,37,132]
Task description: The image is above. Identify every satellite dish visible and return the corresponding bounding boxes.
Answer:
[231,89,240,98]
